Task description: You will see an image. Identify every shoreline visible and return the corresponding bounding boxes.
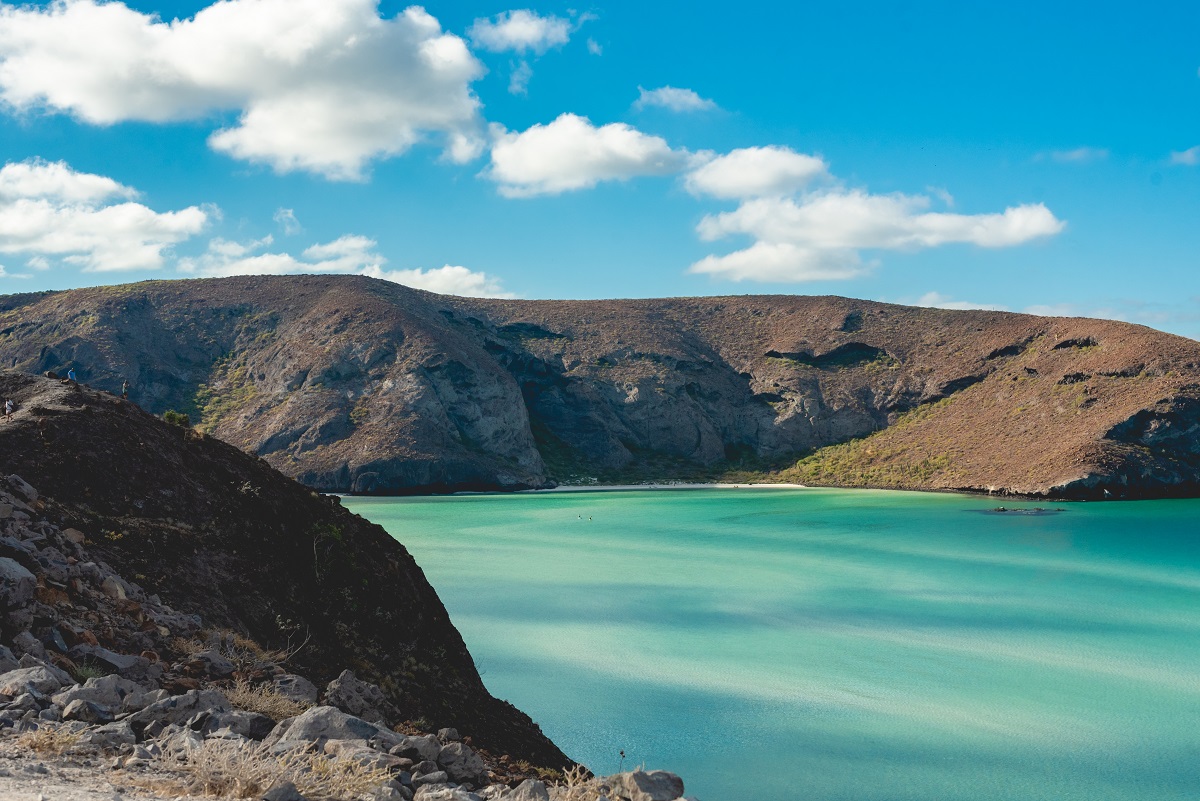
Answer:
[519,481,809,494]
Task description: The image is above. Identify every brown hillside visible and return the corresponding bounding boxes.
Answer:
[0,370,569,768]
[1,275,1199,498]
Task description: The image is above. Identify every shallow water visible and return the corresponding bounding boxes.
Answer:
[344,488,1200,801]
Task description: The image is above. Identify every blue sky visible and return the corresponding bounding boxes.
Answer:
[0,1,1197,338]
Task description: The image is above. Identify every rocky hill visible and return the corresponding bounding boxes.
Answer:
[0,370,569,771]
[2,275,1199,498]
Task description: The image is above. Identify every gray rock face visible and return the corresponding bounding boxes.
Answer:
[127,689,231,731]
[438,741,488,784]
[504,779,549,801]
[5,475,37,503]
[0,646,17,674]
[603,771,685,801]
[324,669,393,724]
[202,709,276,740]
[62,699,115,724]
[52,674,144,710]
[391,734,442,763]
[0,557,35,609]
[0,665,70,696]
[273,673,319,703]
[264,705,394,748]
[79,719,136,749]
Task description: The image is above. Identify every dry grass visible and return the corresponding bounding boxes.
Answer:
[225,678,311,721]
[551,764,603,801]
[158,739,394,799]
[16,726,82,755]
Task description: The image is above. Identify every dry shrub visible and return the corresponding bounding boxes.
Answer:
[225,678,311,721]
[160,739,394,800]
[552,764,602,801]
[16,726,82,755]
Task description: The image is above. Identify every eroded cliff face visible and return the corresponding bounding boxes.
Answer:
[2,275,1199,498]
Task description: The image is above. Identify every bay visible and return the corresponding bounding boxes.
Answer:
[344,488,1200,801]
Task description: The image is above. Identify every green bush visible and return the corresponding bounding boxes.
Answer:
[164,409,192,427]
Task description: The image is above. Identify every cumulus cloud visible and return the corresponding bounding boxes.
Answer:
[914,291,1007,311]
[685,146,828,199]
[486,113,691,197]
[633,85,717,112]
[1036,147,1109,164]
[509,61,533,95]
[273,208,301,235]
[468,9,571,54]
[179,234,514,297]
[1170,146,1200,166]
[691,189,1065,282]
[0,159,206,271]
[0,0,484,180]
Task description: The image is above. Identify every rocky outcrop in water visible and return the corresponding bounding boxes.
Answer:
[2,275,1199,498]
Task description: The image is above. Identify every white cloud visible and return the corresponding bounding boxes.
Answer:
[915,291,1007,311]
[0,1,485,180]
[273,208,301,235]
[486,113,691,197]
[685,146,828,199]
[587,38,602,56]
[633,85,716,112]
[1170,146,1200,166]
[925,186,955,207]
[1037,147,1109,164]
[691,189,1065,283]
[0,159,207,271]
[509,60,533,95]
[179,234,514,297]
[468,9,571,54]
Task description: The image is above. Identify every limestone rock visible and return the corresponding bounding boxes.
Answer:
[62,699,116,724]
[5,475,37,503]
[273,673,319,703]
[52,674,143,709]
[438,741,488,784]
[0,557,35,609]
[392,735,442,763]
[602,771,685,801]
[505,779,549,801]
[128,688,231,731]
[0,665,71,696]
[324,669,393,724]
[0,645,17,673]
[264,705,392,748]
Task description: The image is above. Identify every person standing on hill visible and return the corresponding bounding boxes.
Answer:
[121,379,129,399]
[4,399,12,418]
[66,368,76,382]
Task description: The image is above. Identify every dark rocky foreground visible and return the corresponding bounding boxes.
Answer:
[0,370,567,770]
[1,275,1199,498]
[0,472,689,801]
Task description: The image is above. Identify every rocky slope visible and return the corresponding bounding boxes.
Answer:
[0,371,568,770]
[2,275,1199,498]
[0,468,688,801]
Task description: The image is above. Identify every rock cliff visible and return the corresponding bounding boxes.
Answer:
[2,275,1199,498]
[0,370,569,769]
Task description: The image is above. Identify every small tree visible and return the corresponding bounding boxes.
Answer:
[163,409,192,427]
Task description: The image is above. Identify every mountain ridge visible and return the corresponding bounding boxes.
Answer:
[2,274,1199,499]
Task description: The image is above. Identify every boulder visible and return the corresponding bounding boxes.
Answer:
[0,557,35,609]
[264,705,392,749]
[603,771,685,801]
[412,771,449,788]
[62,699,115,724]
[186,649,236,678]
[273,673,319,703]
[262,779,311,801]
[53,674,144,709]
[391,734,442,763]
[324,669,393,724]
[127,689,231,732]
[0,646,16,674]
[438,741,488,784]
[505,779,549,801]
[10,632,44,660]
[80,719,136,749]
[5,475,37,503]
[437,727,460,742]
[201,710,276,740]
[0,665,71,696]
[414,786,481,801]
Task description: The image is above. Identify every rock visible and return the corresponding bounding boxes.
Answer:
[322,740,408,772]
[369,779,413,801]
[185,649,236,678]
[505,779,549,801]
[323,669,393,724]
[438,741,488,784]
[0,665,71,695]
[53,674,143,709]
[273,673,319,703]
[202,710,276,740]
[414,786,482,801]
[62,528,86,545]
[0,504,11,519]
[437,727,460,742]
[412,771,449,787]
[0,646,16,674]
[10,632,44,660]
[262,779,310,801]
[62,699,115,724]
[128,689,231,732]
[263,705,394,749]
[392,735,442,763]
[603,771,685,801]
[0,557,36,609]
[80,719,136,749]
[68,645,157,683]
[99,575,127,600]
[5,475,37,503]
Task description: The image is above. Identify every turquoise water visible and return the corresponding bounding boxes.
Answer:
[344,488,1200,801]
